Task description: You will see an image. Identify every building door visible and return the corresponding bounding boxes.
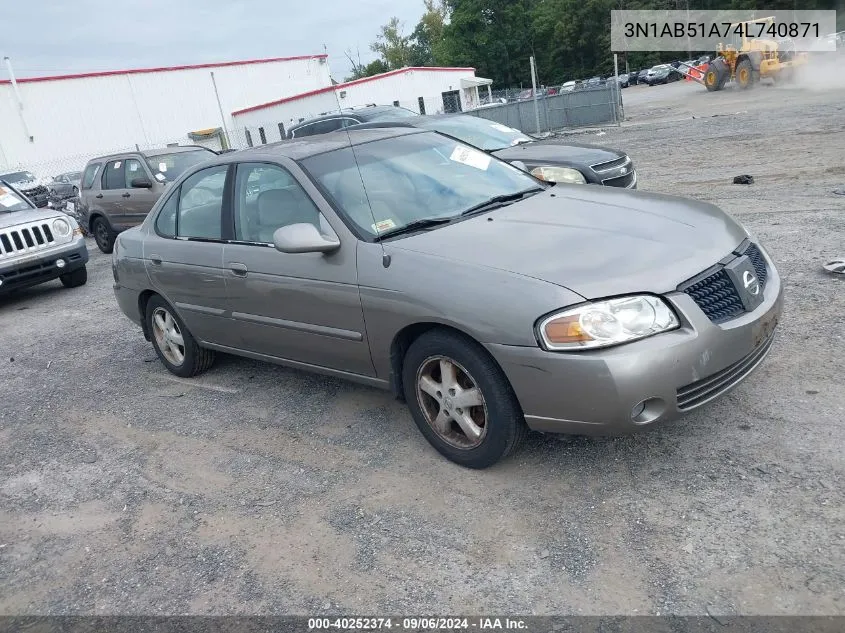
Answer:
[441,90,462,113]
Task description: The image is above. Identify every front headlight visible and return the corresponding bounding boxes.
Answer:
[52,218,71,237]
[531,166,587,184]
[537,295,680,351]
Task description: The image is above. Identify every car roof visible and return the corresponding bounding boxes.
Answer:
[223,126,426,162]
[85,145,215,164]
[290,105,411,128]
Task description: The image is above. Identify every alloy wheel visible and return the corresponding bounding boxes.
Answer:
[152,307,185,366]
[416,356,488,449]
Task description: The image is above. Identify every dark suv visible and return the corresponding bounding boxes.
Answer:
[287,105,418,139]
[0,170,50,208]
[79,145,217,253]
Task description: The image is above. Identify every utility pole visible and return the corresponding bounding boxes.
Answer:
[210,71,232,150]
[529,55,540,134]
[4,57,33,142]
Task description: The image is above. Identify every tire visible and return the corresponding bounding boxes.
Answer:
[92,217,116,254]
[145,295,215,378]
[704,59,728,92]
[59,265,87,288]
[402,328,527,469]
[736,58,754,90]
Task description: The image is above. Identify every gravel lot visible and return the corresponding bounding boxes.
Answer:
[1,76,844,617]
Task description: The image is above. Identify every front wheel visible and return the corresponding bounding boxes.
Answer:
[402,329,527,469]
[736,58,754,90]
[146,295,215,377]
[92,217,115,254]
[60,266,87,288]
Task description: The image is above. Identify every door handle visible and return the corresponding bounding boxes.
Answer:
[95,194,103,199]
[122,193,131,198]
[149,254,162,266]
[229,262,248,277]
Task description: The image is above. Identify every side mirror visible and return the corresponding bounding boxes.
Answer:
[273,223,340,254]
[131,177,153,189]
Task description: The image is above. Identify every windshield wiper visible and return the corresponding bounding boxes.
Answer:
[374,216,454,241]
[460,187,544,217]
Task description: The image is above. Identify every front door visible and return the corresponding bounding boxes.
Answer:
[222,161,374,377]
[143,164,238,347]
[122,157,162,227]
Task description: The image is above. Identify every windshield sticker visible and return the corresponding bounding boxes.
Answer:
[450,146,491,171]
[113,161,121,169]
[490,122,516,133]
[158,162,168,172]
[371,218,397,233]
[0,188,24,208]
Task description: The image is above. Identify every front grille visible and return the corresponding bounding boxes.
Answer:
[22,185,48,197]
[681,269,745,323]
[743,242,768,287]
[0,221,57,260]
[602,172,636,187]
[681,241,770,324]
[591,156,629,172]
[677,331,776,410]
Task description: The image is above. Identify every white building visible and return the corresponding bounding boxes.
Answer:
[232,66,493,146]
[0,55,332,175]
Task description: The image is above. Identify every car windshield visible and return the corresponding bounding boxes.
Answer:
[362,107,419,122]
[0,183,34,212]
[2,171,36,184]
[414,116,534,151]
[301,131,544,239]
[144,149,216,182]
[66,171,82,179]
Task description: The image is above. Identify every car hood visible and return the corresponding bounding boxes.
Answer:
[4,177,48,190]
[388,186,749,299]
[492,140,624,168]
[0,208,68,229]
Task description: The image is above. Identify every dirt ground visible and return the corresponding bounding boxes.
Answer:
[1,75,844,617]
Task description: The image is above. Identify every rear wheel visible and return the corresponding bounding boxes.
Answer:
[146,295,215,378]
[60,266,87,288]
[736,58,754,90]
[402,329,527,469]
[93,217,116,254]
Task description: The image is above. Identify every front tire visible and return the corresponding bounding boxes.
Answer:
[402,329,527,469]
[145,295,215,378]
[60,266,87,288]
[736,58,754,90]
[93,217,116,254]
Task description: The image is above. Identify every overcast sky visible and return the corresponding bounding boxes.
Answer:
[1,0,426,82]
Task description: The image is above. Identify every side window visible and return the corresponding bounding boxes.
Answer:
[102,160,126,190]
[291,123,315,138]
[155,190,179,237]
[82,163,102,190]
[317,119,343,134]
[177,166,228,240]
[233,163,321,243]
[124,159,146,188]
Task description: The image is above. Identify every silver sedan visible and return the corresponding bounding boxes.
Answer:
[111,128,783,468]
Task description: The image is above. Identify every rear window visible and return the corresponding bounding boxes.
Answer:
[82,163,102,190]
[144,149,217,182]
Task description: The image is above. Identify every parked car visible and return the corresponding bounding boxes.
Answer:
[637,69,650,83]
[0,178,88,295]
[645,64,673,85]
[627,70,640,86]
[112,127,782,469]
[617,73,630,88]
[696,55,712,66]
[0,170,50,208]
[49,171,83,199]
[78,145,218,253]
[349,114,637,188]
[585,76,603,87]
[287,105,418,138]
[560,80,578,93]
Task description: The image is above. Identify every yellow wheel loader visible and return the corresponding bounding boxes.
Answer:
[704,16,809,92]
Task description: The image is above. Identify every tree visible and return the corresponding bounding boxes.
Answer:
[409,0,450,66]
[344,49,390,81]
[371,17,413,70]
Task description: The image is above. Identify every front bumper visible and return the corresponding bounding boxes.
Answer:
[488,251,784,436]
[0,237,88,294]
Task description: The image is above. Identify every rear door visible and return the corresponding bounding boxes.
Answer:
[122,157,161,226]
[143,164,239,347]
[222,160,374,376]
[99,158,129,229]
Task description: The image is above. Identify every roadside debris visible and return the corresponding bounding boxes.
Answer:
[833,187,845,195]
[733,175,754,184]
[822,259,845,274]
